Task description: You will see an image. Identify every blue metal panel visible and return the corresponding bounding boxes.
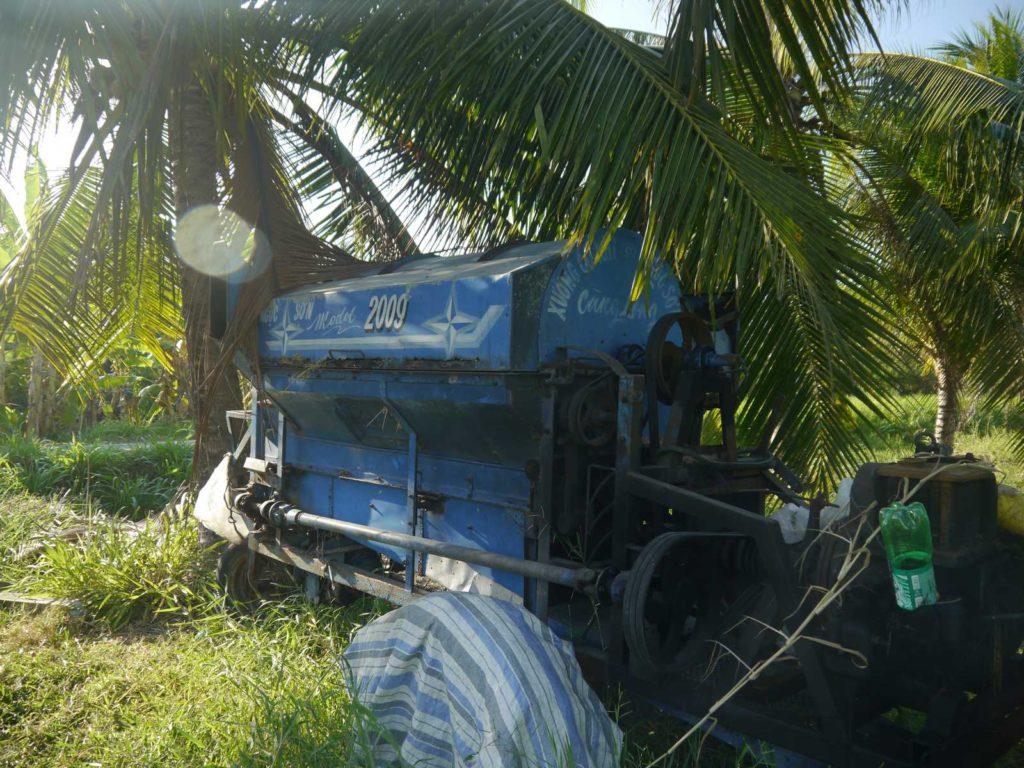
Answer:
[257,247,562,367]
[420,499,525,597]
[283,466,527,597]
[254,230,681,371]
[537,231,681,363]
[285,434,532,512]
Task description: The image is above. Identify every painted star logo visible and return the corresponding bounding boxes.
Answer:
[269,303,305,355]
[424,287,480,358]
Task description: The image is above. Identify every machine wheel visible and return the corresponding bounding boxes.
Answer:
[623,532,777,681]
[623,532,716,673]
[217,542,297,609]
[645,312,714,403]
[568,381,617,448]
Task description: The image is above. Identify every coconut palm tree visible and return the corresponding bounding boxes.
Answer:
[0,154,139,437]
[843,7,1024,449]
[0,0,902,487]
[0,1,413,476]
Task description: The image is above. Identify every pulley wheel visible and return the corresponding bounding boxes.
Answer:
[645,313,714,403]
[623,532,778,680]
[568,382,617,448]
[623,532,717,673]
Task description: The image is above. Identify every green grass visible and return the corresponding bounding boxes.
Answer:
[0,598,389,767]
[74,418,192,444]
[0,432,192,518]
[0,445,396,768]
[7,508,207,627]
[0,408,1020,768]
[0,495,70,584]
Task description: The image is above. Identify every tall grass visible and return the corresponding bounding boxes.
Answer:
[10,508,206,627]
[0,434,191,518]
[0,495,74,585]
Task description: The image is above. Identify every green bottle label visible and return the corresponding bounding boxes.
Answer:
[890,556,938,611]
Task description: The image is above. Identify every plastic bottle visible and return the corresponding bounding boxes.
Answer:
[878,501,938,611]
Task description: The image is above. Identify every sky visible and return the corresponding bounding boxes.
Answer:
[584,0,1024,52]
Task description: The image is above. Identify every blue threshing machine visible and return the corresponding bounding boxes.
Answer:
[217,230,1024,766]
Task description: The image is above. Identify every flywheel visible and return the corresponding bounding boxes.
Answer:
[623,532,778,682]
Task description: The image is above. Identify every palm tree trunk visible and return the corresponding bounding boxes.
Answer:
[43,357,56,434]
[27,348,45,438]
[171,79,242,482]
[934,353,961,450]
[0,338,7,406]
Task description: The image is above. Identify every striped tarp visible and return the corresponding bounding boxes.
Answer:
[341,592,622,767]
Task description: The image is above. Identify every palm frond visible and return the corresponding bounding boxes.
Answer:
[302,0,904,482]
[857,52,1024,152]
[934,6,1024,81]
[661,0,886,130]
[0,166,180,384]
[270,100,417,261]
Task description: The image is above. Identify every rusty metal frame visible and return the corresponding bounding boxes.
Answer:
[248,535,427,606]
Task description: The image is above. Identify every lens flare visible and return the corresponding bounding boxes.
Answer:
[173,205,270,280]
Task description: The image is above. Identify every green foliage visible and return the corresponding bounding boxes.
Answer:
[0,495,63,582]
[12,509,206,628]
[0,597,390,767]
[0,334,187,439]
[0,433,191,518]
[863,393,1024,447]
[76,417,192,443]
[0,482,397,766]
[845,10,1024,457]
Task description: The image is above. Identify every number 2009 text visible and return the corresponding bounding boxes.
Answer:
[364,294,409,332]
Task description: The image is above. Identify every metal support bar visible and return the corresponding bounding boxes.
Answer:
[227,409,253,463]
[533,387,556,620]
[276,506,597,589]
[405,430,419,591]
[381,386,419,592]
[250,537,424,606]
[304,571,321,604]
[613,375,644,570]
[276,409,286,480]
